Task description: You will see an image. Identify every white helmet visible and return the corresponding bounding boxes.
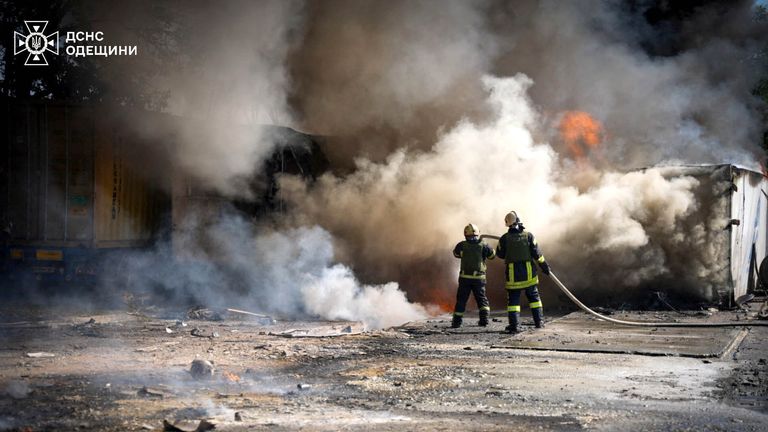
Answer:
[464,223,480,237]
[504,211,519,227]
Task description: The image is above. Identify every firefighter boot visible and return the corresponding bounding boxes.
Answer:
[478,310,489,327]
[532,307,544,329]
[505,313,519,334]
[451,315,463,328]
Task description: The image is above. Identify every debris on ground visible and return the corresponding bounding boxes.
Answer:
[759,300,768,320]
[186,307,223,321]
[190,328,219,338]
[162,419,215,432]
[73,317,105,337]
[189,360,214,380]
[226,308,276,325]
[137,386,166,399]
[25,352,55,358]
[270,323,365,338]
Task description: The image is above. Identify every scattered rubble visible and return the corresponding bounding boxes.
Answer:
[162,419,215,432]
[190,328,219,339]
[137,386,166,399]
[226,308,276,325]
[270,323,365,338]
[25,352,55,358]
[186,307,223,321]
[2,309,766,430]
[189,360,215,380]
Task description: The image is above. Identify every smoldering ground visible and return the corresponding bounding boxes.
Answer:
[37,0,767,316]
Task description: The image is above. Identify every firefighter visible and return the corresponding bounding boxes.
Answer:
[452,223,495,328]
[495,211,551,333]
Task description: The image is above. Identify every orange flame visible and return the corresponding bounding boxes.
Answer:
[418,285,454,313]
[223,371,241,383]
[559,111,604,159]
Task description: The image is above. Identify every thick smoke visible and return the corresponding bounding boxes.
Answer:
[491,0,766,168]
[289,0,497,167]
[100,0,305,196]
[162,0,303,196]
[105,214,426,329]
[282,76,712,301]
[276,1,767,305]
[99,1,766,312]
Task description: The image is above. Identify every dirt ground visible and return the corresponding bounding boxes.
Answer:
[0,300,767,432]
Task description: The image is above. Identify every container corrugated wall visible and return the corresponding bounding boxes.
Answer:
[1,99,165,249]
[92,120,163,247]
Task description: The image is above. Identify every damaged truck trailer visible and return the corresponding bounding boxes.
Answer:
[1,98,327,288]
[645,164,767,308]
[0,99,169,285]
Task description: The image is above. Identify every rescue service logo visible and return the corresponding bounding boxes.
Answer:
[13,21,137,66]
[14,21,59,66]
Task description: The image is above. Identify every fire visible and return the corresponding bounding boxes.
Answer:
[223,371,241,383]
[559,111,604,159]
[432,295,454,313]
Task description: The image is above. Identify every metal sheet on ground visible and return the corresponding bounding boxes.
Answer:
[492,311,747,358]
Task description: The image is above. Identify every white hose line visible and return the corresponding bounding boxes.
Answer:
[480,234,768,327]
[550,272,768,327]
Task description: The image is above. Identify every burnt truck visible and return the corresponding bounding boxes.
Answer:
[0,98,326,286]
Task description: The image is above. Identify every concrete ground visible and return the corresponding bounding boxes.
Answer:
[0,304,766,431]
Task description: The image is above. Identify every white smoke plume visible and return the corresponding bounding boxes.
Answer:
[95,1,766,312]
[282,74,731,303]
[277,1,766,305]
[106,214,426,329]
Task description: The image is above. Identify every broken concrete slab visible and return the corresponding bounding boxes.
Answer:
[270,323,366,338]
[492,311,746,358]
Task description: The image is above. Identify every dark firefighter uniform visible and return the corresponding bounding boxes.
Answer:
[495,222,550,333]
[452,234,495,328]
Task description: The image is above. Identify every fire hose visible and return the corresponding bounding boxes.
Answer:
[480,234,768,328]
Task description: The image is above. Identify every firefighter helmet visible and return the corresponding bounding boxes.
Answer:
[464,223,480,237]
[504,211,519,227]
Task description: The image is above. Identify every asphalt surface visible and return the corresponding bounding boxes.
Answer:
[0,305,766,431]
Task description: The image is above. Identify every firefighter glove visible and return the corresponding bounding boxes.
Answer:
[540,261,551,275]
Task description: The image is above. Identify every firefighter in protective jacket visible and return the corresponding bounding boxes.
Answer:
[452,223,495,328]
[495,211,551,333]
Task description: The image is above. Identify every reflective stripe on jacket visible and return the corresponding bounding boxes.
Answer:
[495,226,547,289]
[453,237,495,279]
